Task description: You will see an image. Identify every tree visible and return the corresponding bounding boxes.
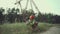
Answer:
[7,8,16,23]
[0,7,5,24]
[35,12,42,22]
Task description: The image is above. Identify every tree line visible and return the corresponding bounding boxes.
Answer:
[0,7,60,24]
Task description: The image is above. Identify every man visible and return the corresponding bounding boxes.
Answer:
[26,14,35,26]
[26,14,39,31]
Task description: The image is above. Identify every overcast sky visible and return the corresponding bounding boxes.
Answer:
[0,0,60,15]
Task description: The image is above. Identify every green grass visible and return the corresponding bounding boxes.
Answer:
[38,23,52,32]
[0,23,52,34]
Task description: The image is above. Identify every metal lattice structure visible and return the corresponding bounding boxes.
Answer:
[15,0,41,14]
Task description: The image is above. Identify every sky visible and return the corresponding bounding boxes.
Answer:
[0,0,60,15]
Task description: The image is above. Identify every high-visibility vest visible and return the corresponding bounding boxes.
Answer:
[28,19,35,26]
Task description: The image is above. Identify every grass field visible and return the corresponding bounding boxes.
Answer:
[0,22,52,34]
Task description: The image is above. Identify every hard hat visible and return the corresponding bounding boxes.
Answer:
[29,15,35,20]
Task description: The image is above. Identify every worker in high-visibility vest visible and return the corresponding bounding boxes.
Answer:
[27,15,35,26]
[26,15,38,30]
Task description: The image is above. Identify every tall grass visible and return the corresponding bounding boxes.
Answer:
[0,23,52,34]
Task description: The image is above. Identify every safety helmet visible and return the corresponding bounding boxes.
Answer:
[29,15,35,20]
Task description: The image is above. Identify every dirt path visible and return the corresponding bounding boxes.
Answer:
[40,25,60,34]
